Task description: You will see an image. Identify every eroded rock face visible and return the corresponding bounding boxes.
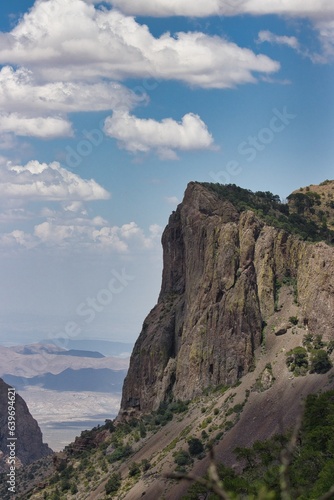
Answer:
[0,378,52,467]
[120,182,334,413]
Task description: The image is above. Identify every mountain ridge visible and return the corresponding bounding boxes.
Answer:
[120,181,334,415]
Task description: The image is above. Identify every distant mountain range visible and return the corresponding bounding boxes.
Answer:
[10,343,105,358]
[3,367,127,392]
[40,339,134,357]
[0,341,130,393]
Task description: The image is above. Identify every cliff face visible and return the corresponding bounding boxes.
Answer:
[0,378,52,468]
[121,182,334,413]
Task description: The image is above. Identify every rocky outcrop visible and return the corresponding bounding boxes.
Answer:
[0,378,52,467]
[120,182,334,414]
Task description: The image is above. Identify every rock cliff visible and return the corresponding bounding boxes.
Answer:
[121,182,334,413]
[0,378,52,468]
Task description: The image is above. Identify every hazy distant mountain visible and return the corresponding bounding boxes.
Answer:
[41,339,134,357]
[10,343,104,358]
[0,344,129,378]
[3,367,127,392]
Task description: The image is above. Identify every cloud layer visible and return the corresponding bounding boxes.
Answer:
[104,111,215,159]
[106,0,334,61]
[0,158,162,253]
[0,1,279,88]
[257,31,300,49]
[107,0,334,19]
[0,160,110,201]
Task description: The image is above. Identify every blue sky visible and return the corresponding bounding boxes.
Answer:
[0,0,333,347]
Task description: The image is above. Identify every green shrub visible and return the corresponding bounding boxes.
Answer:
[289,316,299,325]
[174,450,193,467]
[108,444,132,463]
[188,438,204,456]
[286,346,309,375]
[310,349,332,374]
[105,472,121,495]
[129,462,140,477]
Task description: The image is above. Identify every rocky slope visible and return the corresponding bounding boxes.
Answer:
[0,378,52,469]
[120,182,334,414]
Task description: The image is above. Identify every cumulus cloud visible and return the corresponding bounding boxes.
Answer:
[0,113,73,138]
[0,0,279,89]
[257,31,300,49]
[0,230,37,249]
[106,0,334,62]
[0,65,140,138]
[9,219,161,253]
[0,66,140,115]
[104,111,215,159]
[0,160,110,201]
[107,0,334,19]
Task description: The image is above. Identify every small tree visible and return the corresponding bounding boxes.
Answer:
[105,472,121,495]
[310,350,332,374]
[174,450,193,467]
[286,346,309,375]
[188,438,204,456]
[129,462,140,477]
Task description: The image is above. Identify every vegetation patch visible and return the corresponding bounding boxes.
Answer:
[202,182,334,243]
[181,390,334,499]
[287,334,333,376]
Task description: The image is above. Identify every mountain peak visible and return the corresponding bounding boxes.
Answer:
[120,181,334,415]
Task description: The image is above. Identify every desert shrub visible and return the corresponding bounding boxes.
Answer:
[108,444,132,463]
[174,450,193,467]
[129,461,140,477]
[286,346,309,375]
[70,483,78,494]
[169,400,189,413]
[313,334,326,350]
[188,438,204,456]
[105,472,121,495]
[141,458,151,472]
[310,349,332,374]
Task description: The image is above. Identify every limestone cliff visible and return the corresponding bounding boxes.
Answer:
[120,182,334,414]
[0,378,52,468]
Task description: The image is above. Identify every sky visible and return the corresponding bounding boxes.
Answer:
[0,0,333,347]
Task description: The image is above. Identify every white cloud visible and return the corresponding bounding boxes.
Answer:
[0,1,279,89]
[104,111,215,159]
[0,215,162,254]
[257,31,300,49]
[0,160,110,201]
[0,66,140,115]
[0,113,73,138]
[106,0,334,62]
[315,19,334,59]
[0,230,37,249]
[107,0,334,19]
[30,219,161,252]
[0,65,140,139]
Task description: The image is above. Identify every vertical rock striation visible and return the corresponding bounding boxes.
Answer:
[120,182,334,414]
